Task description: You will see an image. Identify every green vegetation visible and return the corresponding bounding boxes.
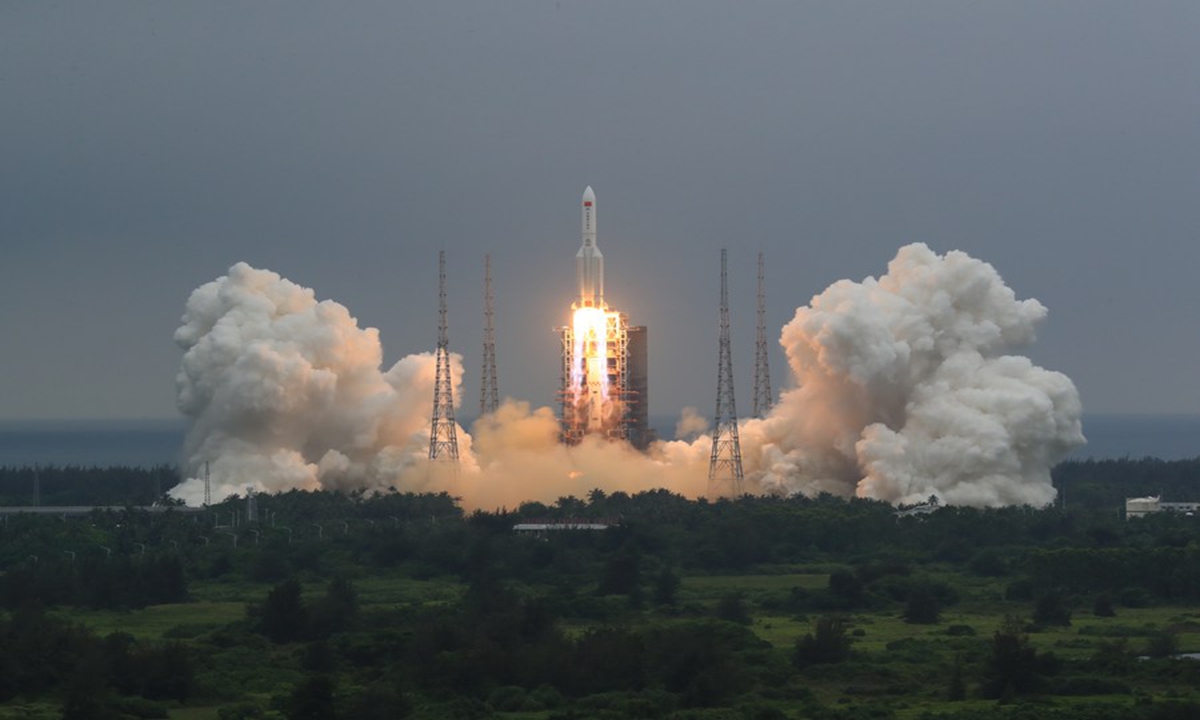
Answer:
[2,460,1200,718]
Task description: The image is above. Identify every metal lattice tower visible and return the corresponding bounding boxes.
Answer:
[480,254,499,416]
[204,461,211,507]
[429,250,460,462]
[753,251,774,418]
[709,248,745,497]
[245,488,258,523]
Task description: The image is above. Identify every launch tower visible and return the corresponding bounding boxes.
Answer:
[559,187,650,449]
[709,248,744,497]
[480,254,499,416]
[753,251,773,418]
[429,250,460,463]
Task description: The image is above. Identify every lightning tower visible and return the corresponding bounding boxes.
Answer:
[480,254,499,416]
[429,250,460,462]
[709,248,744,497]
[753,251,773,418]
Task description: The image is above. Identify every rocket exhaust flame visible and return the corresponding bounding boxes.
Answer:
[571,306,610,401]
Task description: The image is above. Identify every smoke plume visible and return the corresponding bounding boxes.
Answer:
[739,243,1083,506]
[674,407,709,442]
[172,245,1082,509]
[172,263,475,504]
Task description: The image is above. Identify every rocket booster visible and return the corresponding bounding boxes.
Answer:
[576,186,603,307]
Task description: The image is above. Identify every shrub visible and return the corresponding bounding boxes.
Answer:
[487,686,528,712]
[970,549,1008,577]
[1093,593,1116,617]
[1053,676,1131,696]
[828,571,865,608]
[1033,590,1073,627]
[1117,587,1152,609]
[903,586,940,625]
[1005,578,1034,601]
[716,592,752,625]
[793,616,851,668]
[1145,630,1179,659]
[109,697,169,719]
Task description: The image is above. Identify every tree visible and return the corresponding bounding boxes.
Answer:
[61,651,119,720]
[257,578,309,644]
[716,592,751,625]
[827,570,864,608]
[1033,590,1073,627]
[948,655,966,701]
[285,674,338,720]
[145,554,188,604]
[568,627,646,695]
[793,616,851,668]
[1145,630,1179,659]
[653,568,681,607]
[969,549,1008,577]
[981,615,1039,698]
[312,577,358,635]
[597,550,640,596]
[643,621,753,707]
[141,641,195,703]
[904,586,940,624]
[301,639,336,674]
[342,680,411,720]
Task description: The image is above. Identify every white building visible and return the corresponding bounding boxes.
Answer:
[1125,496,1200,519]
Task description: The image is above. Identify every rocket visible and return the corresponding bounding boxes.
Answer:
[576,186,604,307]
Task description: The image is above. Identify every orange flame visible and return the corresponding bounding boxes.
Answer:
[571,306,609,400]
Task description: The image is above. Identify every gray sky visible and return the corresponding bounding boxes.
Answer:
[3,1,1199,422]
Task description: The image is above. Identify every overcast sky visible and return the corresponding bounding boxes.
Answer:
[3,2,1199,422]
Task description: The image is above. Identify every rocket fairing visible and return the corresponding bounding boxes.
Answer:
[576,186,604,308]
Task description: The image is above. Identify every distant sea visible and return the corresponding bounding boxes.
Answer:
[0,414,1196,468]
[0,419,187,468]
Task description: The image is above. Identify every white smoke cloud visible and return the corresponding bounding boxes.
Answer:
[172,246,1082,510]
[171,262,474,505]
[674,406,709,441]
[738,243,1084,506]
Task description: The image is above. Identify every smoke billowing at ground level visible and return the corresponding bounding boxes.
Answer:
[171,244,1083,509]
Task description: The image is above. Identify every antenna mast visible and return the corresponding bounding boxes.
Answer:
[753,251,773,418]
[480,254,499,415]
[709,248,745,497]
[429,250,460,462]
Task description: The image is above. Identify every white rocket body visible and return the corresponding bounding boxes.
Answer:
[576,186,604,308]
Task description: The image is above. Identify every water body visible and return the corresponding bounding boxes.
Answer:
[0,414,1195,468]
[0,418,186,467]
[1068,414,1200,462]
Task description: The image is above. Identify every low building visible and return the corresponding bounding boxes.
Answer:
[1125,496,1200,519]
[513,518,616,535]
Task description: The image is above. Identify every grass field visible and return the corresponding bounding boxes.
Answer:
[23,566,1200,718]
[51,573,464,642]
[166,708,221,720]
[0,701,58,720]
[54,601,245,640]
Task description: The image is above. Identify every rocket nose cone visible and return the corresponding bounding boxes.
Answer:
[583,186,596,203]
